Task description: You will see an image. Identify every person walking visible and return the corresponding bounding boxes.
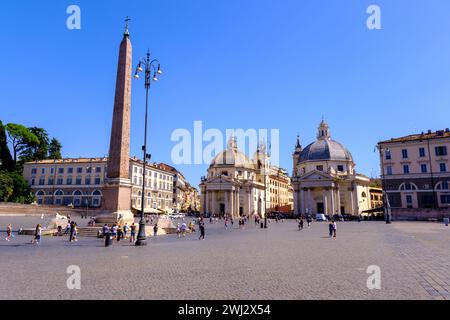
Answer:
[332,220,337,238]
[123,223,129,239]
[199,219,205,240]
[111,224,118,239]
[72,223,78,242]
[130,223,136,243]
[5,224,12,241]
[328,220,334,238]
[32,224,42,244]
[117,224,123,242]
[307,215,312,227]
[298,217,304,230]
[102,224,109,237]
[153,223,158,237]
[224,217,228,230]
[176,223,181,238]
[69,221,75,242]
[181,222,187,237]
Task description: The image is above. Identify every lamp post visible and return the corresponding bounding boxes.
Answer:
[133,50,162,246]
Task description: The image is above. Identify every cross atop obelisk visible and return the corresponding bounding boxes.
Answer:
[124,16,131,36]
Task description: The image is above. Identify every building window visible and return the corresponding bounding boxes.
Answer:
[316,165,324,171]
[86,167,92,174]
[337,165,344,172]
[68,167,73,174]
[96,167,101,173]
[31,168,37,174]
[85,177,91,185]
[57,177,63,185]
[41,168,46,174]
[385,150,391,160]
[441,181,449,190]
[76,177,82,185]
[435,146,447,156]
[440,195,450,204]
[50,168,54,174]
[77,167,83,174]
[58,168,64,174]
[403,165,410,174]
[31,178,35,185]
[419,148,426,158]
[95,177,101,185]
[421,164,427,173]
[440,163,447,172]
[386,166,393,175]
[67,177,72,185]
[47,178,53,185]
[406,195,413,205]
[402,149,408,159]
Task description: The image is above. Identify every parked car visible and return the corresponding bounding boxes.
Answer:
[316,213,327,221]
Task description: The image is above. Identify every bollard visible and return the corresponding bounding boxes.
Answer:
[444,218,449,227]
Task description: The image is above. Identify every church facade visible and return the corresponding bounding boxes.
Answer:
[292,120,375,217]
[199,137,272,219]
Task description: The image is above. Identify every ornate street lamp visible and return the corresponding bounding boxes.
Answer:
[133,50,162,246]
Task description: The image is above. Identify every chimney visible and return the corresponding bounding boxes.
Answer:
[427,130,432,134]
[445,128,449,133]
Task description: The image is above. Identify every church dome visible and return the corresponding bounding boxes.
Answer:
[298,120,353,163]
[299,139,353,162]
[210,136,253,168]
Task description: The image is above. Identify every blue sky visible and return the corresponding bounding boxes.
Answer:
[2,0,450,186]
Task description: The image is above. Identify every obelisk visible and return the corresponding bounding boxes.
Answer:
[100,19,134,225]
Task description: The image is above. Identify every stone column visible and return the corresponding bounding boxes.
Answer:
[229,190,234,218]
[330,187,335,215]
[293,189,299,215]
[211,191,216,216]
[247,190,252,216]
[350,189,355,214]
[336,187,341,214]
[307,188,312,215]
[323,189,328,215]
[300,188,305,215]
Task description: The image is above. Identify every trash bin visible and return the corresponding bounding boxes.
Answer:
[105,233,113,247]
[260,221,264,229]
[444,218,449,227]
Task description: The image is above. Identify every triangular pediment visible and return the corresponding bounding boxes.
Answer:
[299,170,333,181]
[206,175,234,184]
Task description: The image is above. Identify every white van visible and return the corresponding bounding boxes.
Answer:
[316,214,327,221]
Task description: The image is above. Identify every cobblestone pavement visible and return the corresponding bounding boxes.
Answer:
[0,216,448,300]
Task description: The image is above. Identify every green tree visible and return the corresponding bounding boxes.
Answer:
[0,171,14,201]
[5,123,39,164]
[21,127,50,162]
[48,138,62,159]
[0,121,14,171]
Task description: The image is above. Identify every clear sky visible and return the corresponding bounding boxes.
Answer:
[2,0,450,186]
